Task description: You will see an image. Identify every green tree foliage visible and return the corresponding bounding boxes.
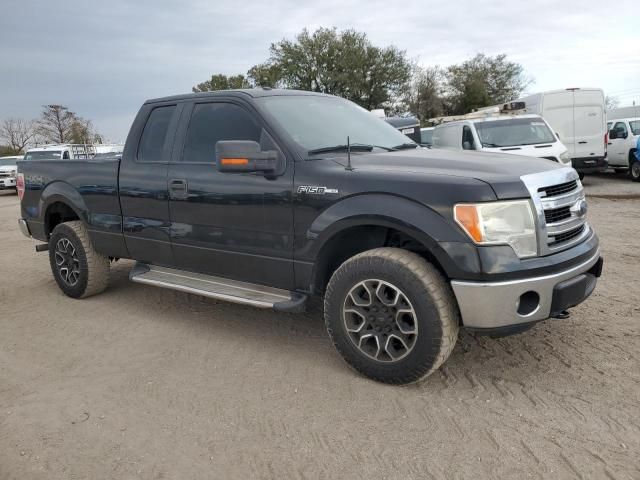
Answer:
[192,74,252,92]
[258,28,412,110]
[445,54,530,115]
[405,66,446,122]
[193,30,530,121]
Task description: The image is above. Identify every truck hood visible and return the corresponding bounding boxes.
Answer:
[346,147,568,199]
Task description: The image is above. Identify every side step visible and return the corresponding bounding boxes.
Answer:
[129,263,307,313]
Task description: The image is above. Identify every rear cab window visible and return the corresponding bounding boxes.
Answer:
[137,105,177,162]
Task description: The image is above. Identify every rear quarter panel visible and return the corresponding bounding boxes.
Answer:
[18,159,128,257]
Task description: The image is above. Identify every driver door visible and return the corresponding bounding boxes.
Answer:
[167,100,295,289]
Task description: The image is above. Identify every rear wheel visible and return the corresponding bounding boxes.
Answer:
[324,248,459,384]
[49,221,110,298]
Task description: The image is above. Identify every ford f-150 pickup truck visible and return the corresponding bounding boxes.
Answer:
[17,89,603,384]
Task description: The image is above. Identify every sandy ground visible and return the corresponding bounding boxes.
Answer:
[0,175,638,480]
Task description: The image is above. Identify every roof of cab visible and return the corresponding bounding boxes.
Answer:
[145,88,331,104]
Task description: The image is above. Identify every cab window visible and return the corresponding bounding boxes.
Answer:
[462,125,475,150]
[137,105,177,162]
[182,103,262,163]
[613,121,628,137]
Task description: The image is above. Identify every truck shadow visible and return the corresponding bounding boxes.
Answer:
[105,259,587,392]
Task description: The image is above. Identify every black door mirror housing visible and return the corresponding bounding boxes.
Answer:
[462,141,473,150]
[216,140,279,173]
[609,129,618,140]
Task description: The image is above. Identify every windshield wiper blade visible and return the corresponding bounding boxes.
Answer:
[392,143,419,150]
[482,142,502,148]
[307,143,395,155]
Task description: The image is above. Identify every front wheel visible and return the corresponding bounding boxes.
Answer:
[630,158,640,182]
[324,248,459,384]
[49,221,110,298]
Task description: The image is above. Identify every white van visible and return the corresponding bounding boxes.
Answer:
[516,88,607,176]
[431,114,572,166]
[23,144,124,161]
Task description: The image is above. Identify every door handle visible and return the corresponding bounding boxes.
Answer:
[169,179,188,198]
[578,141,587,144]
[607,142,612,145]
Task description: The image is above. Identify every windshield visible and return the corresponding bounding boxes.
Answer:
[420,129,433,144]
[630,120,640,136]
[0,159,18,167]
[474,117,556,147]
[24,150,63,160]
[255,95,415,153]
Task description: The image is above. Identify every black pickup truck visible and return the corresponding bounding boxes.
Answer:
[17,89,603,384]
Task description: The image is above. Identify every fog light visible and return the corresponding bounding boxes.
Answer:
[517,291,540,316]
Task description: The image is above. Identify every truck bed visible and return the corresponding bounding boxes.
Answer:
[18,157,123,254]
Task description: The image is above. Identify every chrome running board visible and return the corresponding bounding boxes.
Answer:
[129,263,307,312]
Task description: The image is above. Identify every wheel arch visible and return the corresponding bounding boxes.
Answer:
[40,181,89,239]
[304,194,474,294]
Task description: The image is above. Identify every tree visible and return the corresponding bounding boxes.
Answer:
[445,54,531,115]
[192,74,252,92]
[405,66,446,123]
[253,28,411,110]
[0,118,35,153]
[605,95,619,110]
[36,105,101,144]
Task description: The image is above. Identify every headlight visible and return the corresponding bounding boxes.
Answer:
[454,200,537,258]
[559,151,571,164]
[10,169,17,175]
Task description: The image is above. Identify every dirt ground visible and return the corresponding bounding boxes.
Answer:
[0,172,638,480]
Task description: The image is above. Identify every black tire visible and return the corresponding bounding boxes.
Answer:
[630,153,640,182]
[49,221,110,298]
[324,248,459,384]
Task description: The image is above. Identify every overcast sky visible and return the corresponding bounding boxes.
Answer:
[1,0,638,142]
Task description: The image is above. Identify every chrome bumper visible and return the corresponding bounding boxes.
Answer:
[451,250,601,329]
[18,218,31,238]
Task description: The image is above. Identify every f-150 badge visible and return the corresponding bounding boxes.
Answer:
[297,186,339,194]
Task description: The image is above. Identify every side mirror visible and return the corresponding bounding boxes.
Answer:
[609,130,618,140]
[462,141,473,150]
[216,140,278,173]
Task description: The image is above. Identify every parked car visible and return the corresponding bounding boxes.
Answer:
[420,127,434,147]
[24,144,124,161]
[383,117,421,143]
[17,89,602,384]
[607,117,640,181]
[431,113,572,166]
[0,155,21,191]
[516,88,608,178]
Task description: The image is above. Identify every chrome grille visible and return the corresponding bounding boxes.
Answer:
[521,168,590,256]
[544,206,571,223]
[537,180,578,197]
[0,172,12,178]
[549,225,585,246]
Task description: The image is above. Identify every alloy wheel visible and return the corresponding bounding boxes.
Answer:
[54,238,80,286]
[342,279,418,362]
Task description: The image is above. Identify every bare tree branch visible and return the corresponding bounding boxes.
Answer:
[0,118,36,153]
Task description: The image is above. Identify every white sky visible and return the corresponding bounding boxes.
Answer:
[1,0,638,142]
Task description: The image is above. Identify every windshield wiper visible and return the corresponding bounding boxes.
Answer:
[392,143,418,150]
[481,142,502,148]
[307,143,394,155]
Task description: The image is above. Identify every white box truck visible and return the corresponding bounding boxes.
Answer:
[516,88,607,178]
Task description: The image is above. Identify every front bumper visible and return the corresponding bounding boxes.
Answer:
[572,156,607,173]
[451,250,602,330]
[18,218,31,238]
[0,178,17,189]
